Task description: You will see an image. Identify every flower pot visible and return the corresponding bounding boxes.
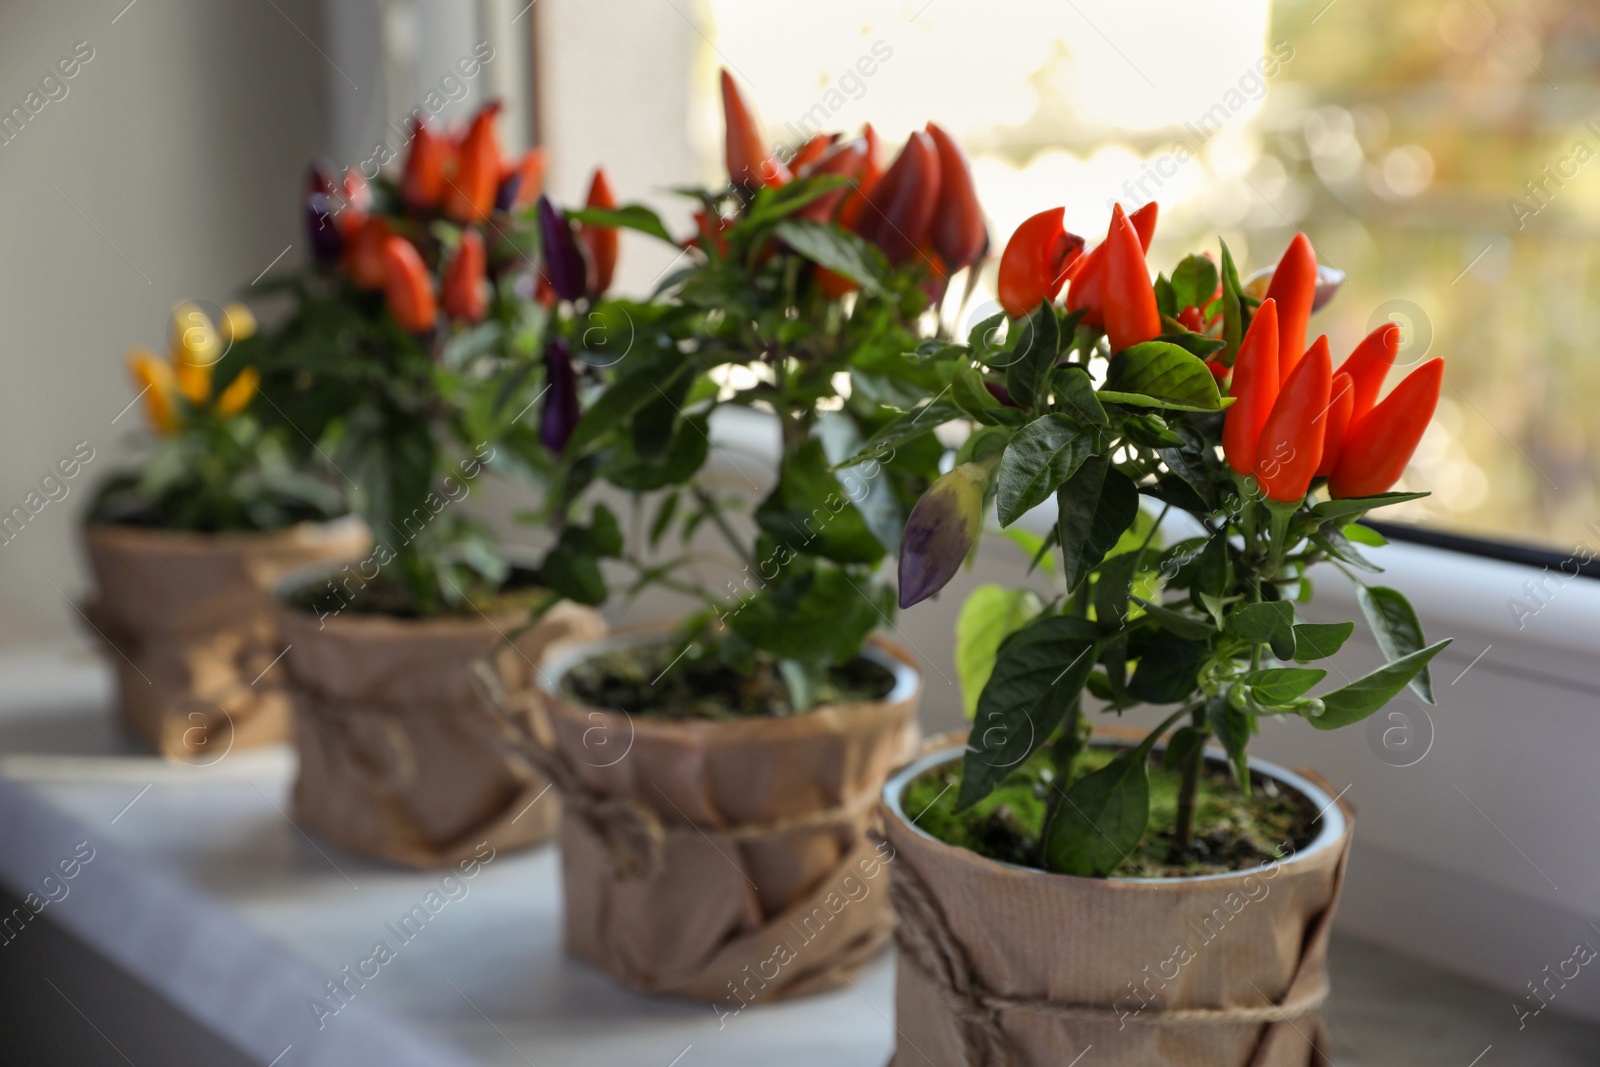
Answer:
[528,630,922,1004]
[274,567,606,869]
[879,742,1351,1067]
[80,518,370,760]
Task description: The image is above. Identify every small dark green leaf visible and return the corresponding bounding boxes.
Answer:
[1162,725,1206,771]
[834,402,960,468]
[1171,253,1220,312]
[1093,550,1144,630]
[565,204,674,244]
[772,219,889,294]
[1131,597,1217,639]
[1122,413,1186,449]
[958,615,1101,809]
[1309,640,1452,730]
[1002,302,1063,409]
[1217,238,1251,366]
[1244,667,1327,705]
[951,363,1017,425]
[1056,456,1140,593]
[1311,492,1429,522]
[1042,746,1150,876]
[1207,695,1251,791]
[1050,366,1107,424]
[1228,602,1295,659]
[1128,637,1209,704]
[1293,622,1354,662]
[996,414,1097,527]
[1358,585,1436,703]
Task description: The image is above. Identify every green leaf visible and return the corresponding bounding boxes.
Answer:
[1093,550,1144,630]
[1131,597,1217,639]
[955,585,1043,718]
[1121,413,1186,449]
[1050,366,1107,424]
[1228,601,1296,659]
[1309,640,1451,730]
[996,414,1098,527]
[834,402,959,468]
[1170,253,1220,312]
[967,312,1007,359]
[1001,302,1063,409]
[726,565,890,665]
[1128,636,1209,704]
[565,204,674,244]
[567,363,682,455]
[1207,695,1252,792]
[1310,492,1429,522]
[1162,725,1206,771]
[1217,238,1250,366]
[1344,522,1387,547]
[1056,456,1140,593]
[951,363,1018,426]
[1042,732,1158,876]
[755,438,885,565]
[1244,667,1327,705]
[772,219,889,295]
[1100,341,1228,412]
[958,615,1100,809]
[1293,622,1354,662]
[1358,585,1436,703]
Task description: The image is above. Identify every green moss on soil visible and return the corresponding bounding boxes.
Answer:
[563,643,896,720]
[902,746,1318,878]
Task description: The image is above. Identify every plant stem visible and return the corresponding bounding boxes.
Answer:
[693,488,757,571]
[1169,705,1207,862]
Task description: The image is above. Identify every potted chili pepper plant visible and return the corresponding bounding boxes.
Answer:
[84,303,366,759]
[478,71,992,1003]
[245,103,611,868]
[883,203,1448,1065]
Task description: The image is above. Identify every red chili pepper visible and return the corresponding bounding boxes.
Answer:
[1222,298,1280,475]
[1066,202,1157,327]
[836,123,883,231]
[498,147,545,212]
[790,133,837,173]
[687,209,731,257]
[402,118,449,210]
[1316,372,1355,478]
[996,207,1083,318]
[720,69,789,188]
[1263,233,1317,385]
[1205,359,1229,384]
[795,138,868,222]
[335,169,370,244]
[444,103,503,224]
[854,130,941,266]
[381,235,437,333]
[1101,203,1161,353]
[345,216,392,291]
[1177,306,1207,333]
[1253,334,1331,502]
[579,168,619,297]
[1333,322,1400,426]
[1330,359,1444,498]
[442,230,487,324]
[925,122,987,272]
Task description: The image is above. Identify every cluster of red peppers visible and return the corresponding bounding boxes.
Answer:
[1221,234,1443,502]
[302,102,619,335]
[996,205,1443,502]
[715,70,988,290]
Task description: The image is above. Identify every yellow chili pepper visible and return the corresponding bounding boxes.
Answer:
[126,348,178,436]
[169,303,219,404]
[214,367,260,417]
[220,303,256,344]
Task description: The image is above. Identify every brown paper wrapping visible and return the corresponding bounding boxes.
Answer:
[277,594,606,869]
[80,519,370,759]
[881,745,1352,1067]
[534,634,923,1003]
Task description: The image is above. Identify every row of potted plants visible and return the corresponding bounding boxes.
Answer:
[84,74,1447,1064]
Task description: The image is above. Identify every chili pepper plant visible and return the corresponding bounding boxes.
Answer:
[91,303,346,530]
[895,201,1451,875]
[243,102,623,614]
[531,70,990,714]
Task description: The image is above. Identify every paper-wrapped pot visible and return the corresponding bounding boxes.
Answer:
[275,569,606,869]
[529,630,922,1004]
[879,743,1351,1067]
[80,518,369,760]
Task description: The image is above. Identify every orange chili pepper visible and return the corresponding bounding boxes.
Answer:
[1066,202,1157,327]
[579,167,619,296]
[720,69,789,188]
[925,122,987,272]
[1316,372,1355,478]
[443,103,503,224]
[402,117,449,210]
[1253,334,1331,502]
[1333,322,1401,426]
[1263,233,1317,384]
[1222,298,1280,475]
[996,207,1082,319]
[381,235,438,333]
[835,123,883,231]
[1101,203,1161,353]
[1330,359,1444,498]
[442,230,488,324]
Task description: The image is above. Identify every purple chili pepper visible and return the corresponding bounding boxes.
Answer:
[495,172,522,214]
[537,196,589,303]
[540,336,579,454]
